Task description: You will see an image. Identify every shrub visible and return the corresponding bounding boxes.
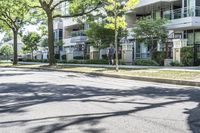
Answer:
[170,61,183,66]
[152,51,165,66]
[84,59,108,64]
[180,46,194,66]
[22,59,48,63]
[101,54,108,60]
[67,60,80,64]
[74,56,84,60]
[134,59,159,66]
[55,54,60,60]
[61,55,66,60]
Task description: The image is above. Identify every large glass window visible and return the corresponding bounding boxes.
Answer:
[187,32,194,45]
[197,0,200,6]
[195,32,200,44]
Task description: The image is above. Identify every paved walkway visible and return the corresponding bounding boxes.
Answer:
[20,62,200,71]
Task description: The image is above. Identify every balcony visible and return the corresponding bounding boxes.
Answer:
[164,6,200,30]
[70,30,88,43]
[63,38,76,47]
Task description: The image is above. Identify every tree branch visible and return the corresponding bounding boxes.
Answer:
[53,3,101,18]
[51,0,69,11]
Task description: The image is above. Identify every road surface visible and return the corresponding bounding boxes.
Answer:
[0,67,200,133]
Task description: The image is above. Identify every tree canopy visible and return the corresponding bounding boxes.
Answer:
[0,44,13,60]
[22,32,41,59]
[29,0,102,65]
[103,0,139,71]
[0,0,31,64]
[133,18,168,56]
[86,22,115,49]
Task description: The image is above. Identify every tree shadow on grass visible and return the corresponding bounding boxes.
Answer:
[0,82,199,133]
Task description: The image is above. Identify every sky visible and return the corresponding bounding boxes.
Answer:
[0,24,40,42]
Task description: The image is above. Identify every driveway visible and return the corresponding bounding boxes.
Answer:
[0,67,200,133]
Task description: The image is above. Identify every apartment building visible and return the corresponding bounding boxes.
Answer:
[53,1,89,61]
[125,0,200,65]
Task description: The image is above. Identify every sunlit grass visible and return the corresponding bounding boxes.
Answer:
[1,62,200,81]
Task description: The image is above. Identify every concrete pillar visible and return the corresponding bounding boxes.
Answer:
[122,43,133,64]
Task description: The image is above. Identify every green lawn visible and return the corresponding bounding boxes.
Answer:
[0,60,12,66]
[1,61,200,81]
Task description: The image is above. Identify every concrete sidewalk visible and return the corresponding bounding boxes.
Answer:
[19,62,200,71]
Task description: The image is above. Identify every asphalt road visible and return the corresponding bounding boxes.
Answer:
[0,67,200,133]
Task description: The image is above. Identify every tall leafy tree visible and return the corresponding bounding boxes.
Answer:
[0,44,13,61]
[22,32,41,59]
[133,18,168,58]
[86,22,115,49]
[103,0,139,71]
[0,0,30,65]
[31,0,101,65]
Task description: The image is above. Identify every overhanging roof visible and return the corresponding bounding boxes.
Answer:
[135,0,178,9]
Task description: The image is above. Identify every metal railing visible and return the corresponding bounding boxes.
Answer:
[136,53,150,59]
[163,6,200,20]
[71,30,86,37]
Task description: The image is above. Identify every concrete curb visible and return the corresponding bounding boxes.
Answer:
[1,66,200,87]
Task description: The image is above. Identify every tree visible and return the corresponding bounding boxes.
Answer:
[31,0,101,66]
[103,0,139,71]
[55,40,64,60]
[0,44,13,60]
[0,0,30,65]
[22,32,41,59]
[133,18,168,58]
[41,38,48,48]
[86,22,115,49]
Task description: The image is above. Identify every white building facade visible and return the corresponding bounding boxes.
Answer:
[124,0,200,65]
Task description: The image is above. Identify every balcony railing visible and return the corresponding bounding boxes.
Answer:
[163,6,200,20]
[71,30,86,37]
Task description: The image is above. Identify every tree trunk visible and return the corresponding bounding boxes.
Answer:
[47,13,55,66]
[114,13,119,71]
[13,30,18,65]
[150,39,155,59]
[31,51,34,60]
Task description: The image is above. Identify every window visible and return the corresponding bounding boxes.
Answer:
[195,32,200,44]
[187,32,194,45]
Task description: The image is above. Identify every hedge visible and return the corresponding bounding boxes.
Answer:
[152,51,165,66]
[180,46,194,66]
[134,59,159,66]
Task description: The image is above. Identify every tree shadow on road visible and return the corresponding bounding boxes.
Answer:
[0,82,200,133]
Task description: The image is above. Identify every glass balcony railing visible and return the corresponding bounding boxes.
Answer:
[163,6,200,20]
[71,30,86,37]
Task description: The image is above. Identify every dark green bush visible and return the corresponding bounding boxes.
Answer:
[58,59,109,64]
[22,59,48,63]
[152,51,165,66]
[170,61,183,66]
[101,55,108,60]
[84,59,108,64]
[67,60,80,64]
[74,56,84,60]
[180,46,194,66]
[55,54,60,60]
[134,59,159,66]
[61,55,66,60]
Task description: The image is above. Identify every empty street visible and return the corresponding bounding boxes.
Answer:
[0,67,200,133]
